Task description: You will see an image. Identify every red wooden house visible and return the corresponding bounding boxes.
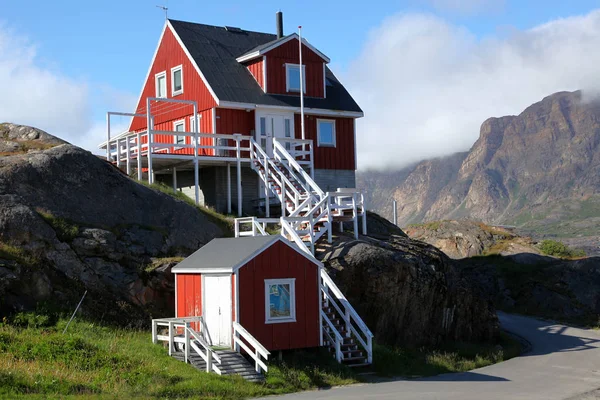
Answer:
[100,12,364,218]
[153,234,373,378]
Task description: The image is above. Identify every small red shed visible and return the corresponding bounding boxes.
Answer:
[172,236,322,351]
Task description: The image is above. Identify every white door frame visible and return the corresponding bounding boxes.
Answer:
[255,109,295,156]
[202,274,232,347]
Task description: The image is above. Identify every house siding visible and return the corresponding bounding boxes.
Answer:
[295,114,356,170]
[129,25,217,132]
[313,169,356,192]
[238,240,320,351]
[245,58,264,90]
[176,273,202,330]
[265,38,324,98]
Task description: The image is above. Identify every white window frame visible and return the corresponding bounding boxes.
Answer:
[173,119,186,146]
[171,65,183,96]
[317,119,336,147]
[155,71,167,98]
[265,278,296,324]
[189,114,201,133]
[285,63,306,93]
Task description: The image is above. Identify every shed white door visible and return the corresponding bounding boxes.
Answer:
[203,275,232,347]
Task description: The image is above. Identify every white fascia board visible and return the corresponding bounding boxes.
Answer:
[167,20,220,106]
[218,101,363,118]
[171,267,234,274]
[236,34,330,64]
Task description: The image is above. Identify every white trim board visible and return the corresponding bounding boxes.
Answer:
[171,236,323,274]
[218,101,364,118]
[236,33,330,64]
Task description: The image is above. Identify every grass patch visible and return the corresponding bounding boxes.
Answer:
[144,257,185,273]
[372,333,521,377]
[406,221,442,231]
[139,181,234,237]
[538,239,586,259]
[0,316,521,399]
[0,243,39,267]
[35,209,79,243]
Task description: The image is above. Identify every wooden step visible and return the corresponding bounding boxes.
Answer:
[171,350,264,382]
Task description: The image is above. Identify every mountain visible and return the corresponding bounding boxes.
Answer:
[358,91,600,241]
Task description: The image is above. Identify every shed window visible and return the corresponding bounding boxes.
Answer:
[317,119,336,147]
[171,65,183,96]
[155,71,167,98]
[265,278,296,324]
[286,64,306,93]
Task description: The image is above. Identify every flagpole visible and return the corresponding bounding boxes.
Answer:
[299,26,305,141]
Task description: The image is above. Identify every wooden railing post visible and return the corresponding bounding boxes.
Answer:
[206,346,213,373]
[185,323,190,364]
[280,171,286,216]
[352,194,358,239]
[234,219,240,237]
[367,335,373,364]
[255,349,261,373]
[168,321,174,356]
[335,337,342,363]
[264,154,270,218]
[152,320,157,344]
[361,194,368,235]
[345,308,351,338]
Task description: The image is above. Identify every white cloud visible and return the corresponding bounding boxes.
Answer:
[0,25,135,153]
[428,0,505,14]
[346,10,600,170]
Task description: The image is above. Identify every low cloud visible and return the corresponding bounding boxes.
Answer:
[347,10,600,170]
[0,25,135,153]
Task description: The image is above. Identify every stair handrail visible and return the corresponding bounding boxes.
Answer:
[321,309,344,362]
[272,139,324,198]
[280,218,312,255]
[250,138,303,208]
[321,270,374,364]
[184,322,223,374]
[234,217,269,237]
[232,321,270,373]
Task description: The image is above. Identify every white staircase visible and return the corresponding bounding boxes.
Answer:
[247,137,367,255]
[239,138,374,367]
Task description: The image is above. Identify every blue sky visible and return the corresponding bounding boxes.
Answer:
[2,0,600,167]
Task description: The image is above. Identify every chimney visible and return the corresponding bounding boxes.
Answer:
[276,11,284,39]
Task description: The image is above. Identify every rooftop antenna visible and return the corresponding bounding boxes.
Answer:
[156,4,168,20]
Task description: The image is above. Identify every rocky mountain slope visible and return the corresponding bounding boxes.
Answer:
[358,91,600,244]
[0,123,223,323]
[405,220,539,259]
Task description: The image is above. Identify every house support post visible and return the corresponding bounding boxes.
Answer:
[136,131,142,180]
[226,162,232,214]
[126,136,131,175]
[327,194,332,243]
[168,321,174,356]
[234,134,242,216]
[353,194,359,239]
[206,349,213,373]
[146,98,153,184]
[193,104,200,205]
[106,112,111,161]
[264,153,270,218]
[172,167,177,193]
[393,200,397,226]
[151,320,157,344]
[280,171,286,216]
[362,195,368,235]
[116,139,121,168]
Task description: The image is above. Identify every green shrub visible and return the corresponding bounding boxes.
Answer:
[10,312,57,329]
[539,239,586,258]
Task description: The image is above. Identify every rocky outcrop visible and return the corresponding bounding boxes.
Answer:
[404,220,539,259]
[0,124,223,324]
[318,217,499,347]
[459,255,600,326]
[358,91,600,251]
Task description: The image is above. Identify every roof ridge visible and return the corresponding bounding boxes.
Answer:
[168,18,277,38]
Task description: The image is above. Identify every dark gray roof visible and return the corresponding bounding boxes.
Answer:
[172,236,279,272]
[168,19,362,113]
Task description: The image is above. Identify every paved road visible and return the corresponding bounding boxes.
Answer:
[266,313,600,400]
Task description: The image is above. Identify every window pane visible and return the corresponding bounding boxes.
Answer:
[173,69,182,92]
[175,123,185,132]
[318,121,334,145]
[285,119,291,137]
[288,65,301,91]
[269,284,291,318]
[260,117,266,136]
[157,76,166,97]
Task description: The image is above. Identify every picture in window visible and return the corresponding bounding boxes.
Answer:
[269,283,291,318]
